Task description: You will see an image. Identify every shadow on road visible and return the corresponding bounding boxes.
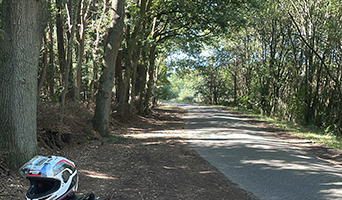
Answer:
[185,105,342,200]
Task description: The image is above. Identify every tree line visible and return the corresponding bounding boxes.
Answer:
[3,0,340,172]
[0,0,248,171]
[171,0,342,136]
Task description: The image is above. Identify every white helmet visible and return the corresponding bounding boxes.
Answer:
[19,155,78,200]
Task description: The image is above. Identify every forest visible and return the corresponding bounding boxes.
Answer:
[1,0,342,171]
[167,0,342,134]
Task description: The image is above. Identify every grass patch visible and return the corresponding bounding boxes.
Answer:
[160,102,342,150]
[220,105,342,151]
[102,135,126,144]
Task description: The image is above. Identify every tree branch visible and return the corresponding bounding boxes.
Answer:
[288,12,342,97]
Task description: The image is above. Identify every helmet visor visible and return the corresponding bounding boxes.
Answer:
[26,178,60,199]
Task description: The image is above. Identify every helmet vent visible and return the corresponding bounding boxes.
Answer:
[62,171,71,183]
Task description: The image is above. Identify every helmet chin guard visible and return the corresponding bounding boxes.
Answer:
[19,155,78,200]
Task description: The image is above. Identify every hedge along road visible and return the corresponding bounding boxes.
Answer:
[184,105,342,200]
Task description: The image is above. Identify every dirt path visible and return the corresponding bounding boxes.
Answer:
[1,106,256,200]
[70,138,256,199]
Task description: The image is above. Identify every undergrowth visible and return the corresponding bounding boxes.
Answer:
[223,105,342,150]
[37,101,99,151]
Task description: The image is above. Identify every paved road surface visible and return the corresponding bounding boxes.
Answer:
[184,105,342,200]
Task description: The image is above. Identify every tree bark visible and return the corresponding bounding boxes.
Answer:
[119,50,132,116]
[0,0,44,171]
[151,63,159,107]
[119,0,146,116]
[233,55,238,106]
[144,44,156,114]
[115,51,123,104]
[47,15,55,98]
[93,0,125,137]
[138,47,147,115]
[59,0,80,122]
[75,0,85,102]
[90,24,101,102]
[38,34,48,97]
[129,42,142,113]
[56,0,67,86]
[75,0,92,102]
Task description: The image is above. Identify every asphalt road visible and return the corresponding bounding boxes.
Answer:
[184,105,342,200]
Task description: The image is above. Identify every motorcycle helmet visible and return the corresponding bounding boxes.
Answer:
[19,155,78,200]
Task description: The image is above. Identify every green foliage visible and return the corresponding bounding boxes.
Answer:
[161,0,342,139]
[28,0,342,146]
[158,83,178,100]
[159,72,198,101]
[287,91,305,124]
[224,104,342,150]
[105,136,125,144]
[237,95,253,110]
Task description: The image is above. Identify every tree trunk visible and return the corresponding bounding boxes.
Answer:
[138,47,147,115]
[119,52,132,116]
[93,0,125,137]
[209,66,213,105]
[119,0,146,116]
[59,0,80,122]
[90,26,101,102]
[151,63,159,107]
[47,15,55,98]
[233,56,237,106]
[0,0,44,171]
[75,3,85,102]
[129,43,142,113]
[144,44,156,114]
[38,34,48,97]
[56,0,67,86]
[75,0,92,102]
[115,51,123,104]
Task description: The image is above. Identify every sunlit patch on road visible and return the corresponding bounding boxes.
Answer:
[184,105,342,200]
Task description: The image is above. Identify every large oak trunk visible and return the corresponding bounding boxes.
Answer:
[0,0,44,170]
